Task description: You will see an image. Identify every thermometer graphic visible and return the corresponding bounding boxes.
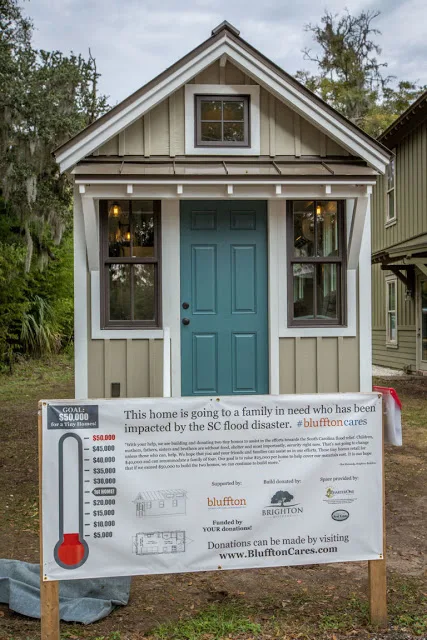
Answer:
[54,433,89,569]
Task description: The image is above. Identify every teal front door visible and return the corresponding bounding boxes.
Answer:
[180,201,269,396]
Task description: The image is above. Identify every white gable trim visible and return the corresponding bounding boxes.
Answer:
[57,36,230,172]
[56,34,389,173]
[223,39,389,173]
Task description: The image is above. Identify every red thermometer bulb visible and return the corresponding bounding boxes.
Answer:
[54,433,89,569]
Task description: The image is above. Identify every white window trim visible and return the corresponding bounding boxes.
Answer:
[88,198,176,340]
[385,152,397,226]
[184,84,260,156]
[277,199,357,337]
[385,275,398,347]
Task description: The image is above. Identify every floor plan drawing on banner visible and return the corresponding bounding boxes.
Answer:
[132,531,186,555]
[133,490,187,517]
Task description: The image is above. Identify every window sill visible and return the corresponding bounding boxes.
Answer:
[93,328,164,340]
[386,342,399,349]
[279,326,356,338]
[385,218,397,228]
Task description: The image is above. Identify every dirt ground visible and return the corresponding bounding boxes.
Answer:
[0,358,426,640]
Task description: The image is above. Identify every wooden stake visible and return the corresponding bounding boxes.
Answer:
[39,403,60,640]
[368,399,387,627]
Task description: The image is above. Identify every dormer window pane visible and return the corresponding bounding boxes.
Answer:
[223,101,244,120]
[201,122,222,142]
[224,122,244,142]
[201,100,222,120]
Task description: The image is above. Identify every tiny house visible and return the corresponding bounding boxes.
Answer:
[54,22,390,399]
[134,490,187,517]
[371,91,427,373]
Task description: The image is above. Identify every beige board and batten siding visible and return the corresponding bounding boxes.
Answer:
[86,274,164,399]
[279,337,360,394]
[88,336,359,397]
[95,61,349,159]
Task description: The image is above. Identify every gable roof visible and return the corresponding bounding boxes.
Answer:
[55,22,390,173]
[379,89,427,148]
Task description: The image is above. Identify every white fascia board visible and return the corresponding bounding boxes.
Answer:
[57,33,389,173]
[75,179,377,186]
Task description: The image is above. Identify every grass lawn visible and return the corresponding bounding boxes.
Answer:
[0,357,426,639]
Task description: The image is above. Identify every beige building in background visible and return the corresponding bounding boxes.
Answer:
[54,22,390,399]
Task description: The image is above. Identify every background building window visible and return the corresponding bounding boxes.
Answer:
[287,200,346,327]
[100,200,161,328]
[386,154,396,223]
[195,95,249,146]
[386,277,398,344]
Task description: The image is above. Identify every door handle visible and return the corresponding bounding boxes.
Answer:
[182,318,190,326]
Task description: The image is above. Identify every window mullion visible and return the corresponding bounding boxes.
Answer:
[130,264,135,322]
[314,200,318,260]
[129,200,133,257]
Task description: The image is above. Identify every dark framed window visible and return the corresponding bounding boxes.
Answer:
[385,153,396,224]
[100,200,161,328]
[287,200,346,327]
[195,95,249,147]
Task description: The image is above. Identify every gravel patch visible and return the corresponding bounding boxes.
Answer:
[372,365,407,377]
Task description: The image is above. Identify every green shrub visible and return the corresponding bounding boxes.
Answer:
[0,242,29,368]
[0,214,73,369]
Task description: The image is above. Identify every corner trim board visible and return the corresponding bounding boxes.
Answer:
[268,200,280,394]
[358,197,372,392]
[74,187,89,398]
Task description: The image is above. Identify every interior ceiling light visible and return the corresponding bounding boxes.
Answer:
[109,202,122,217]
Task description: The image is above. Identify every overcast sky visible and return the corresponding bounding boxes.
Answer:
[29,0,427,106]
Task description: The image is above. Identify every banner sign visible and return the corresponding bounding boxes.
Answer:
[41,393,383,581]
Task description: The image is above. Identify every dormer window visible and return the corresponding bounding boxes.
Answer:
[195,95,249,147]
